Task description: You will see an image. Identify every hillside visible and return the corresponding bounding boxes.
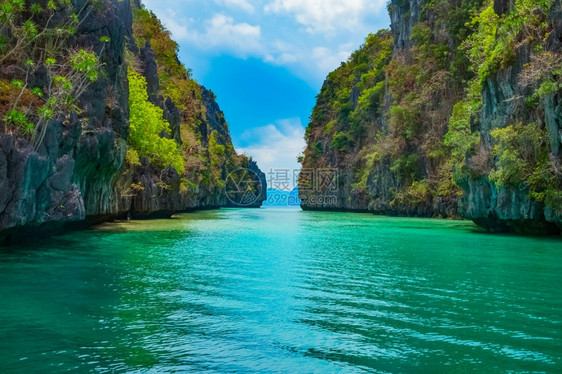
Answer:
[0,0,265,243]
[300,0,562,234]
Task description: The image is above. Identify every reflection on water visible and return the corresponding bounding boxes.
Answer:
[1,208,561,372]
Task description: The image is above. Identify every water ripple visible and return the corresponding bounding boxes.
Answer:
[1,208,561,372]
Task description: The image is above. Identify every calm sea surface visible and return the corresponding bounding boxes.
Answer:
[1,208,561,372]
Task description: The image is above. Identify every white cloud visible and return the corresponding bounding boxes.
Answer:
[208,13,261,40]
[161,15,193,41]
[262,42,353,85]
[218,0,255,13]
[158,10,350,83]
[157,12,262,57]
[237,118,306,175]
[311,44,352,72]
[264,40,299,64]
[265,0,387,34]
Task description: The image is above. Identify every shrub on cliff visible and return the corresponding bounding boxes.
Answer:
[0,0,105,149]
[127,69,184,173]
[451,0,561,204]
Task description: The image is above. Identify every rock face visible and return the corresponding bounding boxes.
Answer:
[457,0,562,233]
[390,0,422,51]
[299,30,392,213]
[0,0,132,241]
[0,0,265,243]
[301,1,466,217]
[300,0,562,233]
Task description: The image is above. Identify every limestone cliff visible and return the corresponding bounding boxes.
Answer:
[0,0,265,243]
[300,0,562,233]
[301,0,477,217]
[458,0,562,233]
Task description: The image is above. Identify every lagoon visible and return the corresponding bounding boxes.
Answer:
[1,208,561,372]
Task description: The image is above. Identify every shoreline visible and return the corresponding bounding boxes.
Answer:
[0,205,262,246]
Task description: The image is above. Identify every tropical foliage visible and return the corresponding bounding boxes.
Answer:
[0,0,104,149]
[127,69,184,173]
[301,0,562,213]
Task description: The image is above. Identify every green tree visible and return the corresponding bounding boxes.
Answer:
[128,69,184,173]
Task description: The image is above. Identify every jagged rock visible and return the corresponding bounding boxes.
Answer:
[300,0,561,234]
[0,0,266,243]
[201,86,232,143]
[390,0,422,52]
[140,41,163,107]
[165,97,182,143]
[494,0,511,15]
[459,3,562,233]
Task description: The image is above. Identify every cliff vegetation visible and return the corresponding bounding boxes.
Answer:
[300,0,562,233]
[0,0,265,243]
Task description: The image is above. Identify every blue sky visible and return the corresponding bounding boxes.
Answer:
[142,0,390,174]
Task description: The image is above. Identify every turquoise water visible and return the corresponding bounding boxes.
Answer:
[1,208,562,373]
